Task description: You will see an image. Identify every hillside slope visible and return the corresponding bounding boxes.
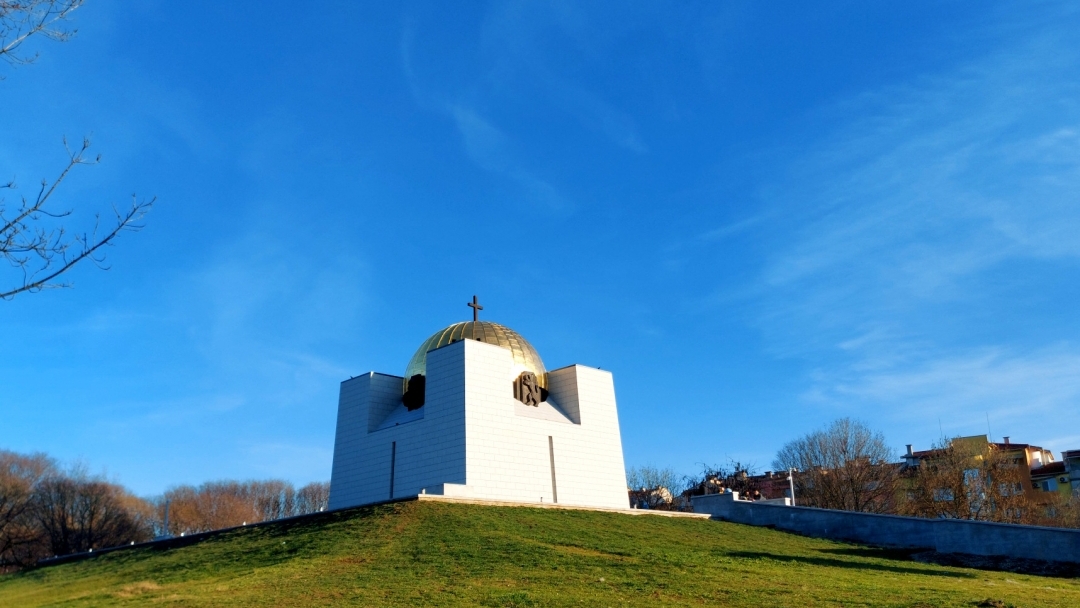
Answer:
[1,501,1078,607]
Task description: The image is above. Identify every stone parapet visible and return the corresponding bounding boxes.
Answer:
[691,492,1080,565]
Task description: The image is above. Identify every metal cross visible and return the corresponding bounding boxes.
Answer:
[467,295,483,322]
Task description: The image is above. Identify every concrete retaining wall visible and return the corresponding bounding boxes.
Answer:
[691,492,1080,564]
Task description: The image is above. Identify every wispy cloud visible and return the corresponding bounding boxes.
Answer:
[804,346,1080,454]
[697,214,766,242]
[400,2,654,211]
[401,23,570,212]
[754,29,1080,346]
[786,54,1077,262]
[810,347,1080,416]
[449,105,567,211]
[544,81,648,154]
[734,21,1080,450]
[478,1,650,154]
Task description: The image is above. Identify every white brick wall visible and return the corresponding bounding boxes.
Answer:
[328,339,629,510]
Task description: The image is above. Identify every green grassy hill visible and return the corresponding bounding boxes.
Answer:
[2,501,1078,607]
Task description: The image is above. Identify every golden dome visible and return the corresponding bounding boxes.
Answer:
[404,321,547,390]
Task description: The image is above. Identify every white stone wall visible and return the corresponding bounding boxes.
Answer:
[328,339,629,510]
[327,372,396,509]
[327,345,469,509]
[461,340,629,508]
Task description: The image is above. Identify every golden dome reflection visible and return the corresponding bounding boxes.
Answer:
[403,321,547,392]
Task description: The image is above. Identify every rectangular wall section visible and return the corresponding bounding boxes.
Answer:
[366,374,405,432]
[463,341,629,509]
[328,348,468,509]
[329,373,397,509]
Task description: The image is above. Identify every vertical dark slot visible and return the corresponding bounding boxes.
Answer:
[548,436,558,504]
[389,441,397,500]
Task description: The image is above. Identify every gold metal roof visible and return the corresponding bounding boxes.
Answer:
[404,321,547,389]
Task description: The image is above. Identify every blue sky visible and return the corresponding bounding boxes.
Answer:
[2,1,1079,495]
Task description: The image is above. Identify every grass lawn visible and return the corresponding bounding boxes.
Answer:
[1,501,1078,606]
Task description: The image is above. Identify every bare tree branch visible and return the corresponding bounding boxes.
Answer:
[0,0,83,74]
[0,138,153,300]
[2,5,155,300]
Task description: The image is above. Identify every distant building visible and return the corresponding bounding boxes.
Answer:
[902,435,1064,503]
[1064,450,1080,496]
[753,471,795,500]
[1030,461,1071,497]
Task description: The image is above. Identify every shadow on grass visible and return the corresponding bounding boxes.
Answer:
[817,547,922,561]
[727,551,975,578]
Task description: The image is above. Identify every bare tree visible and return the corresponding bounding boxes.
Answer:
[294,481,330,515]
[251,479,296,521]
[682,461,762,498]
[1041,495,1080,529]
[900,437,1033,523]
[1,1,153,300]
[773,418,898,513]
[31,469,153,557]
[626,466,681,509]
[0,450,55,569]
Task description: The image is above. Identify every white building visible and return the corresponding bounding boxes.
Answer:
[328,320,629,510]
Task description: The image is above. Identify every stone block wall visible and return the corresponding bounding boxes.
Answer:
[691,492,1080,564]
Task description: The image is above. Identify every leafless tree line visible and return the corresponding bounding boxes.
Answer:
[159,479,330,537]
[1,449,329,571]
[0,450,151,569]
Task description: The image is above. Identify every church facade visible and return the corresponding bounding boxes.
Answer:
[328,318,629,510]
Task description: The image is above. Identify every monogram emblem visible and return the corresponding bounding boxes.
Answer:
[514,371,542,406]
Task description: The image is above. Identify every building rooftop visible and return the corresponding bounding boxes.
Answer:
[1031,461,1066,477]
